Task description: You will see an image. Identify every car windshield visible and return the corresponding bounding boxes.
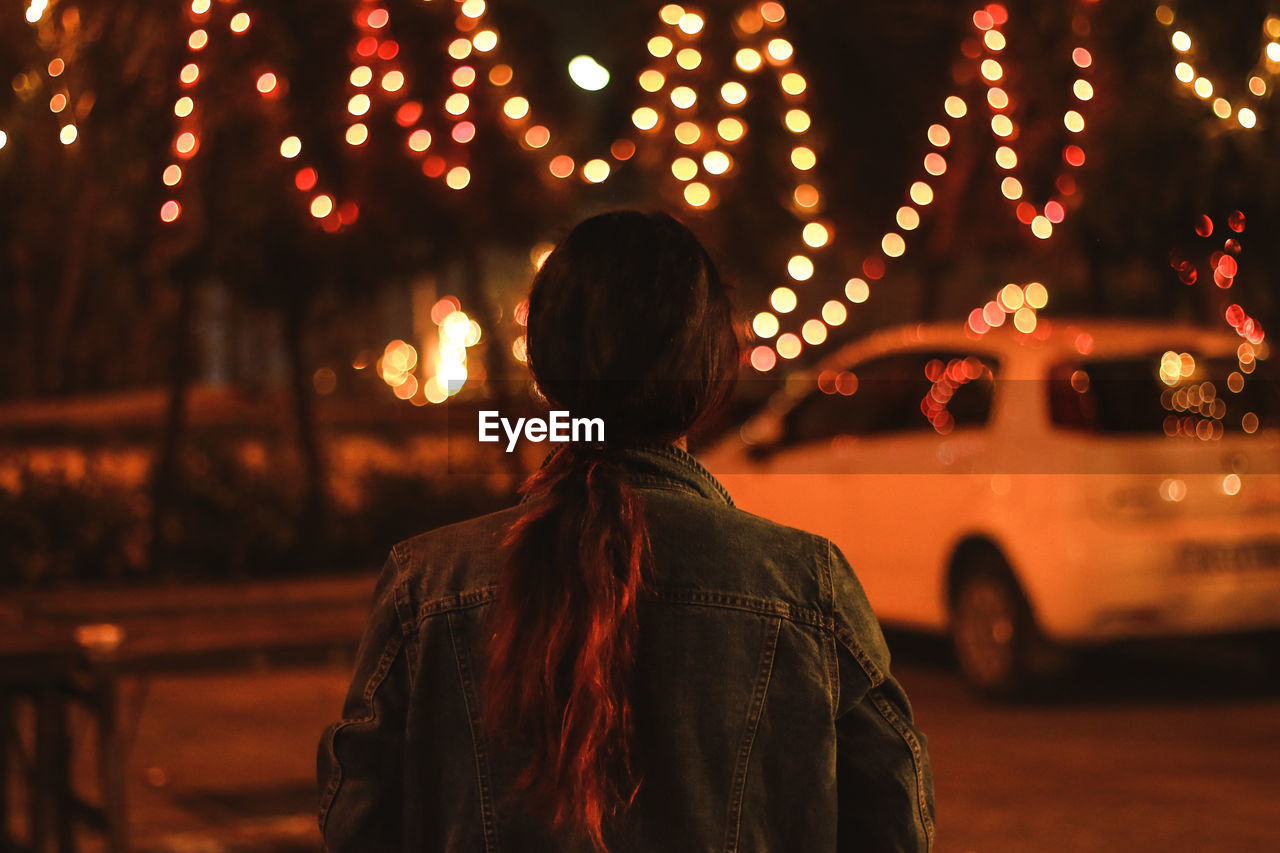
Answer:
[1048,348,1276,435]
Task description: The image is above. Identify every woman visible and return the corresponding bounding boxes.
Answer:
[318,211,935,852]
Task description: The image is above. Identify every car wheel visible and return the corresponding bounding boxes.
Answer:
[950,565,1038,697]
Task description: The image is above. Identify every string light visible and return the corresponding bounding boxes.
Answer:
[1155,6,1278,129]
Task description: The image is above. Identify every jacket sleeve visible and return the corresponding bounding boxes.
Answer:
[826,539,936,852]
[317,549,412,852]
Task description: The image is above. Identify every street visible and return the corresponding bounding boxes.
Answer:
[110,633,1278,852]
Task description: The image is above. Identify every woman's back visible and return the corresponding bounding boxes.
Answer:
[318,211,933,851]
[318,444,934,852]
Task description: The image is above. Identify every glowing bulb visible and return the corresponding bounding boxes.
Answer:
[446,166,471,190]
[770,287,797,313]
[683,181,711,207]
[350,66,373,87]
[174,97,194,117]
[280,136,302,158]
[785,109,810,133]
[503,96,530,119]
[802,222,829,247]
[1193,77,1212,98]
[753,312,779,338]
[568,55,609,91]
[678,12,704,34]
[909,181,933,205]
[1001,177,1022,199]
[345,123,369,146]
[676,49,701,70]
[781,72,806,95]
[735,48,763,72]
[348,94,371,116]
[162,164,182,185]
[160,200,181,222]
[381,71,405,93]
[717,118,744,142]
[472,30,497,52]
[881,233,905,257]
[671,86,697,109]
[944,95,967,117]
[1030,215,1053,239]
[229,11,251,33]
[445,93,469,115]
[582,159,610,183]
[802,320,827,345]
[408,129,432,152]
[648,36,673,58]
[310,194,334,218]
[721,81,747,105]
[675,121,701,145]
[896,206,919,231]
[1024,282,1048,309]
[639,70,665,92]
[632,107,659,130]
[767,39,793,62]
[703,150,731,175]
[822,300,847,326]
[787,255,814,281]
[776,333,802,360]
[671,157,697,181]
[1171,30,1191,52]
[790,146,816,170]
[59,123,78,145]
[845,278,869,303]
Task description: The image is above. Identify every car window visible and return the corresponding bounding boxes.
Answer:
[1048,349,1276,436]
[783,350,998,447]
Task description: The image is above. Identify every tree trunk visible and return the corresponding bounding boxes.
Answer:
[285,297,326,568]
[148,273,196,577]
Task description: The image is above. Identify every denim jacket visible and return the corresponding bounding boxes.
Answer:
[318,444,935,852]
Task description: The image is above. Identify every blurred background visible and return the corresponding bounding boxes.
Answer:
[1,0,1278,850]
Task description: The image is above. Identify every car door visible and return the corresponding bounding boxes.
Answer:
[743,349,999,630]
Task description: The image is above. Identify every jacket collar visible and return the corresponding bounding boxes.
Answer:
[529,443,734,507]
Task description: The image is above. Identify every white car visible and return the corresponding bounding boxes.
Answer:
[701,319,1280,693]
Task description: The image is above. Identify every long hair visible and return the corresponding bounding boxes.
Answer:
[482,211,739,850]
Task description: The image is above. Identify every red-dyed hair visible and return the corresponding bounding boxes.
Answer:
[481,212,739,850]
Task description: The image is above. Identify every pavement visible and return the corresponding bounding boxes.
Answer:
[6,577,1278,852]
[4,573,379,853]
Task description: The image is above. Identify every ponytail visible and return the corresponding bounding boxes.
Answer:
[482,446,649,851]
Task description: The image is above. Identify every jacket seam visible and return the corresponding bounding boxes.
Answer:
[447,612,500,853]
[647,587,832,631]
[819,539,840,710]
[724,615,781,853]
[416,585,499,624]
[317,631,405,836]
[868,691,935,850]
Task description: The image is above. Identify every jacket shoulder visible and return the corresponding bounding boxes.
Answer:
[639,489,834,617]
[391,502,525,612]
